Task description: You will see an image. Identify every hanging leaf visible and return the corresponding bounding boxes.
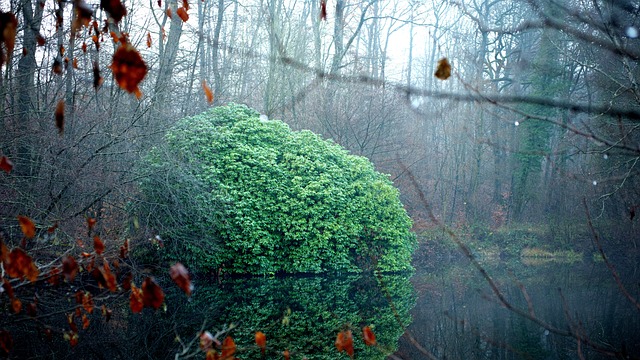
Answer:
[0,330,13,355]
[157,0,161,7]
[283,349,290,360]
[48,267,62,285]
[82,292,94,313]
[36,33,45,46]
[320,0,327,21]
[110,44,148,99]
[55,100,65,134]
[200,331,214,351]
[93,61,104,90]
[255,331,266,354]
[221,336,236,359]
[335,330,354,358]
[129,283,143,313]
[182,0,189,11]
[202,80,214,104]
[101,259,117,292]
[205,349,219,360]
[165,8,172,18]
[142,277,164,309]
[17,215,36,239]
[146,32,152,48]
[119,238,129,258]
[93,235,105,255]
[26,301,37,317]
[0,156,13,173]
[82,42,87,53]
[52,58,63,74]
[0,12,17,66]
[62,256,79,281]
[72,57,78,69]
[121,272,132,290]
[82,314,90,329]
[5,248,39,282]
[2,279,14,298]
[177,7,189,22]
[434,57,451,80]
[72,0,93,32]
[362,326,376,346]
[101,304,113,322]
[169,263,192,296]
[11,298,21,313]
[64,330,79,347]
[100,0,127,23]
[87,217,97,230]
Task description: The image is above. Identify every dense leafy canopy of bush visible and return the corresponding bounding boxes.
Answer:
[138,103,415,274]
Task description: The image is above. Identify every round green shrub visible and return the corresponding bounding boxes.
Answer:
[138,103,415,274]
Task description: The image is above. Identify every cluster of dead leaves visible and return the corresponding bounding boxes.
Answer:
[0,215,194,354]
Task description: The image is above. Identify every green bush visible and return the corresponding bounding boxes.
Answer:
[137,104,415,274]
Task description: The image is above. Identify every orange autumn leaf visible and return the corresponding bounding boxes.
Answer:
[0,156,13,173]
[362,326,376,346]
[48,267,62,285]
[2,279,14,298]
[26,302,37,317]
[64,331,79,347]
[93,61,104,89]
[82,314,90,329]
[82,292,94,313]
[17,215,36,239]
[87,217,97,230]
[101,0,127,23]
[5,248,39,282]
[169,262,192,296]
[165,8,172,18]
[205,349,219,360]
[62,255,79,281]
[72,57,78,69]
[255,331,266,354]
[335,330,354,358]
[72,0,93,32]
[182,0,189,11]
[221,336,236,359]
[200,331,214,351]
[434,57,451,80]
[202,80,214,104]
[81,41,87,53]
[121,272,132,290]
[320,0,327,21]
[283,349,290,360]
[0,330,13,354]
[110,44,147,98]
[142,277,164,309]
[177,7,188,22]
[101,305,113,322]
[0,12,18,66]
[146,32,152,48]
[55,99,64,134]
[93,235,105,255]
[129,283,143,313]
[101,259,117,292]
[52,58,63,74]
[36,33,45,46]
[119,238,129,258]
[11,298,21,313]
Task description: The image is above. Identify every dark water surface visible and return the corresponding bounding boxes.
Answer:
[396,259,640,360]
[6,259,640,359]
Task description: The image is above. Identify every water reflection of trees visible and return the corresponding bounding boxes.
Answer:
[165,274,414,359]
[397,263,640,359]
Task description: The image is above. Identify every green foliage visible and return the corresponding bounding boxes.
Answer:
[137,103,415,274]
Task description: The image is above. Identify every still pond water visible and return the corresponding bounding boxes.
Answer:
[11,258,640,359]
[161,258,640,360]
